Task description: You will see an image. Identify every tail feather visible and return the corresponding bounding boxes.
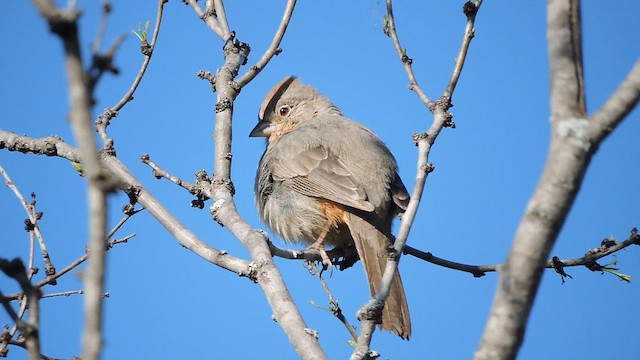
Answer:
[346,213,411,340]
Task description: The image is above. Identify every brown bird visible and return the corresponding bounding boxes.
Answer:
[250,76,411,339]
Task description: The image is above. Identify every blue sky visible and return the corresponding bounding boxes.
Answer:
[1,1,638,359]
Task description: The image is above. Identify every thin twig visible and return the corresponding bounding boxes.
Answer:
[140,154,197,193]
[91,0,112,55]
[0,166,55,277]
[107,210,143,240]
[353,2,484,357]
[308,263,358,341]
[442,0,483,104]
[0,288,28,357]
[28,231,36,279]
[0,289,22,330]
[108,234,136,249]
[4,232,138,304]
[109,0,165,113]
[41,290,84,298]
[383,0,435,111]
[405,227,640,278]
[96,0,166,150]
[0,259,41,360]
[236,0,298,87]
[269,229,639,280]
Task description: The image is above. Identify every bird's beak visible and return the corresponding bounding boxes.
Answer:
[249,119,276,137]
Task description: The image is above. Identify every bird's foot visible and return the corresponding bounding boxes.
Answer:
[305,243,334,275]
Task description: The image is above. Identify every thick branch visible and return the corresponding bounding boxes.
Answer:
[547,0,586,120]
[31,2,110,358]
[207,36,327,359]
[474,2,613,359]
[0,131,252,277]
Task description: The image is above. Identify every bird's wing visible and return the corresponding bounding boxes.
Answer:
[272,145,375,212]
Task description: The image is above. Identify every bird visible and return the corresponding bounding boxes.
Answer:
[250,76,411,339]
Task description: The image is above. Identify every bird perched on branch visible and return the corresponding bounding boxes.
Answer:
[250,76,411,339]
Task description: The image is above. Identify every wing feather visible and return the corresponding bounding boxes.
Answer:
[272,146,374,212]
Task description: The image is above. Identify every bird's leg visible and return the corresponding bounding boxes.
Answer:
[306,221,334,270]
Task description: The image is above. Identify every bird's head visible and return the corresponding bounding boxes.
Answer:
[249,76,341,141]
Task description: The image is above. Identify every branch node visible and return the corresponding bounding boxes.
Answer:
[631,227,639,245]
[197,70,217,92]
[124,185,141,206]
[215,98,233,113]
[356,299,384,325]
[195,169,210,181]
[303,328,320,339]
[210,198,226,226]
[246,261,259,283]
[212,177,235,195]
[463,1,479,17]
[443,113,456,128]
[422,163,435,174]
[412,132,428,146]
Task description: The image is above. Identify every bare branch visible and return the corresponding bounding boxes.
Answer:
[213,0,231,39]
[383,0,434,111]
[404,246,491,277]
[183,0,224,38]
[474,2,616,359]
[0,131,80,161]
[352,135,434,358]
[38,5,108,357]
[405,227,640,279]
[31,2,112,357]
[308,263,358,342]
[588,59,640,144]
[0,166,56,277]
[0,132,252,277]
[41,290,84,299]
[140,154,198,193]
[4,232,136,307]
[548,0,586,120]
[96,0,167,150]
[103,155,254,276]
[90,0,112,55]
[208,35,328,359]
[442,0,483,104]
[236,0,298,87]
[353,2,485,356]
[0,259,41,360]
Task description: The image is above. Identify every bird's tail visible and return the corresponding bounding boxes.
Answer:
[346,213,411,340]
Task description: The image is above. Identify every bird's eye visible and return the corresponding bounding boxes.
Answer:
[278,105,290,117]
